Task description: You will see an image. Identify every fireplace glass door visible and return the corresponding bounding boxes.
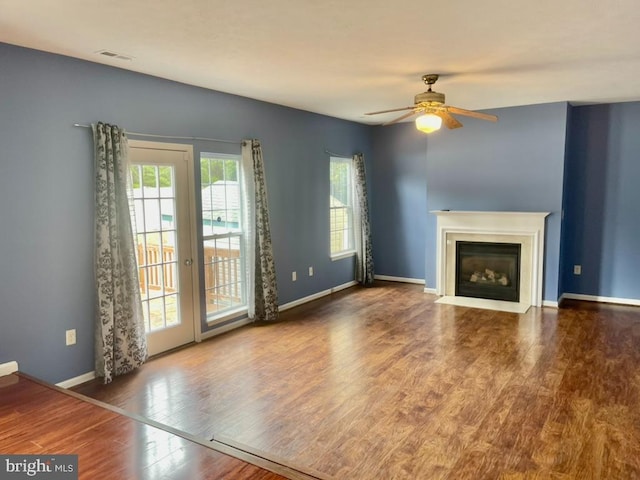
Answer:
[455,241,521,302]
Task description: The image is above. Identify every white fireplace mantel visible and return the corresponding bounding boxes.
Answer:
[431,210,550,313]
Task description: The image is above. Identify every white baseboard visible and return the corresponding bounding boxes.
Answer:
[0,361,18,377]
[558,293,566,305]
[371,273,436,294]
[202,282,358,336]
[561,293,640,307]
[375,275,425,285]
[279,289,331,312]
[56,371,96,389]
[331,280,358,293]
[58,318,255,386]
[54,282,359,384]
[279,281,358,312]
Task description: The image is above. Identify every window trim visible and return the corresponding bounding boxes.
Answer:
[329,155,355,258]
[206,306,248,327]
[331,249,356,261]
[200,152,247,322]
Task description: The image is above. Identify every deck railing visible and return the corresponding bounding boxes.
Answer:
[137,243,176,295]
[137,243,242,310]
[203,246,242,311]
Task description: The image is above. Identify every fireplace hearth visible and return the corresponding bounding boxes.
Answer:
[455,241,521,302]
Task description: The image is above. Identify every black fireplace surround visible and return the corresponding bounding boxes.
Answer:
[455,241,521,303]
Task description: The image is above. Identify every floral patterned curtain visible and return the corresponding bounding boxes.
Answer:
[93,122,147,383]
[353,153,374,285]
[242,140,279,322]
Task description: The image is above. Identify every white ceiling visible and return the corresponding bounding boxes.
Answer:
[2,0,640,124]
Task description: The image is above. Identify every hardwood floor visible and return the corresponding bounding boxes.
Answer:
[74,282,640,479]
[0,374,307,479]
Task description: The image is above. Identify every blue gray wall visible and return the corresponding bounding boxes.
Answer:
[371,124,428,280]
[0,43,371,383]
[370,103,569,301]
[562,103,640,299]
[2,42,640,384]
[424,102,569,300]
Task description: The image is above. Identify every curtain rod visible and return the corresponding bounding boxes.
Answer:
[324,149,353,158]
[73,124,243,145]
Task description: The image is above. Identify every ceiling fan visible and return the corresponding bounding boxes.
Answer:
[365,74,498,133]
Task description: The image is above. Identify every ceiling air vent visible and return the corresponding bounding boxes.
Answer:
[96,50,134,61]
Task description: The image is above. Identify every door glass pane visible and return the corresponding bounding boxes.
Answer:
[148,297,165,331]
[136,233,147,266]
[160,199,175,229]
[131,164,181,333]
[144,199,161,232]
[159,166,173,197]
[165,294,179,326]
[143,165,159,194]
[132,165,143,198]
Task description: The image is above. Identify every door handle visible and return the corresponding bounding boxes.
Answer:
[184,259,193,266]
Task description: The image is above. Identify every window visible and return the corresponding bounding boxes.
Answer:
[200,153,246,322]
[330,156,355,258]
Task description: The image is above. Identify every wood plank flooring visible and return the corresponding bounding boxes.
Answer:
[0,374,303,479]
[74,282,640,479]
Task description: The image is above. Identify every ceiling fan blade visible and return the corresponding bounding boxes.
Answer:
[365,106,415,115]
[447,106,498,122]
[438,111,463,129]
[383,110,419,125]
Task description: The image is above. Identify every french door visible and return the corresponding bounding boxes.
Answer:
[128,140,199,356]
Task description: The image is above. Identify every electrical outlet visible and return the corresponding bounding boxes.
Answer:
[573,265,582,275]
[65,329,76,346]
[292,271,297,282]
[309,266,314,276]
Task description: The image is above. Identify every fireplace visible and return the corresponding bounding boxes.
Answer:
[455,241,521,302]
[431,211,549,313]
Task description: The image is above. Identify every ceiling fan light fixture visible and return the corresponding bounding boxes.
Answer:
[415,113,442,133]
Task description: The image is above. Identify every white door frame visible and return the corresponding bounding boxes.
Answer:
[129,139,202,350]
